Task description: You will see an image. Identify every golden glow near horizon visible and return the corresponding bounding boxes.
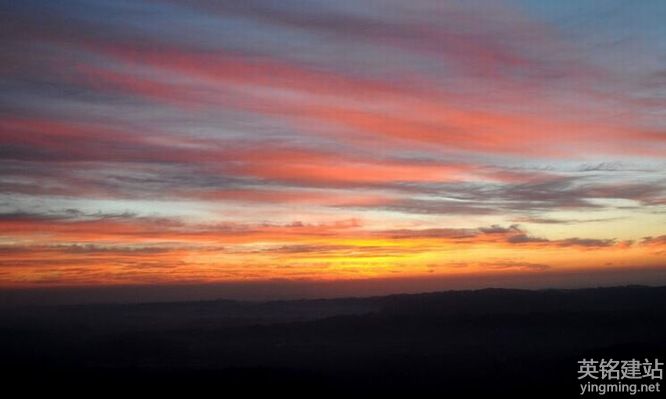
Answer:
[0,1,665,289]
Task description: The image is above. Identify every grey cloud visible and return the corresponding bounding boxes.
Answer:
[506,234,549,244]
[0,209,139,222]
[556,238,617,248]
[479,224,521,234]
[512,216,624,225]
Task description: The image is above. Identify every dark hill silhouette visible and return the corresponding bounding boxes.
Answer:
[1,285,665,396]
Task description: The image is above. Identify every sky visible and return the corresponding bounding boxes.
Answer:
[0,0,665,301]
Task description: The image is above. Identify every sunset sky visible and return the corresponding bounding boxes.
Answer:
[1,0,665,297]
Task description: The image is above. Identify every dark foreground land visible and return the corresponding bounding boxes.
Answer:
[1,286,665,396]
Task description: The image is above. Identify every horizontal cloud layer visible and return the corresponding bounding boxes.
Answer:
[0,0,665,288]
